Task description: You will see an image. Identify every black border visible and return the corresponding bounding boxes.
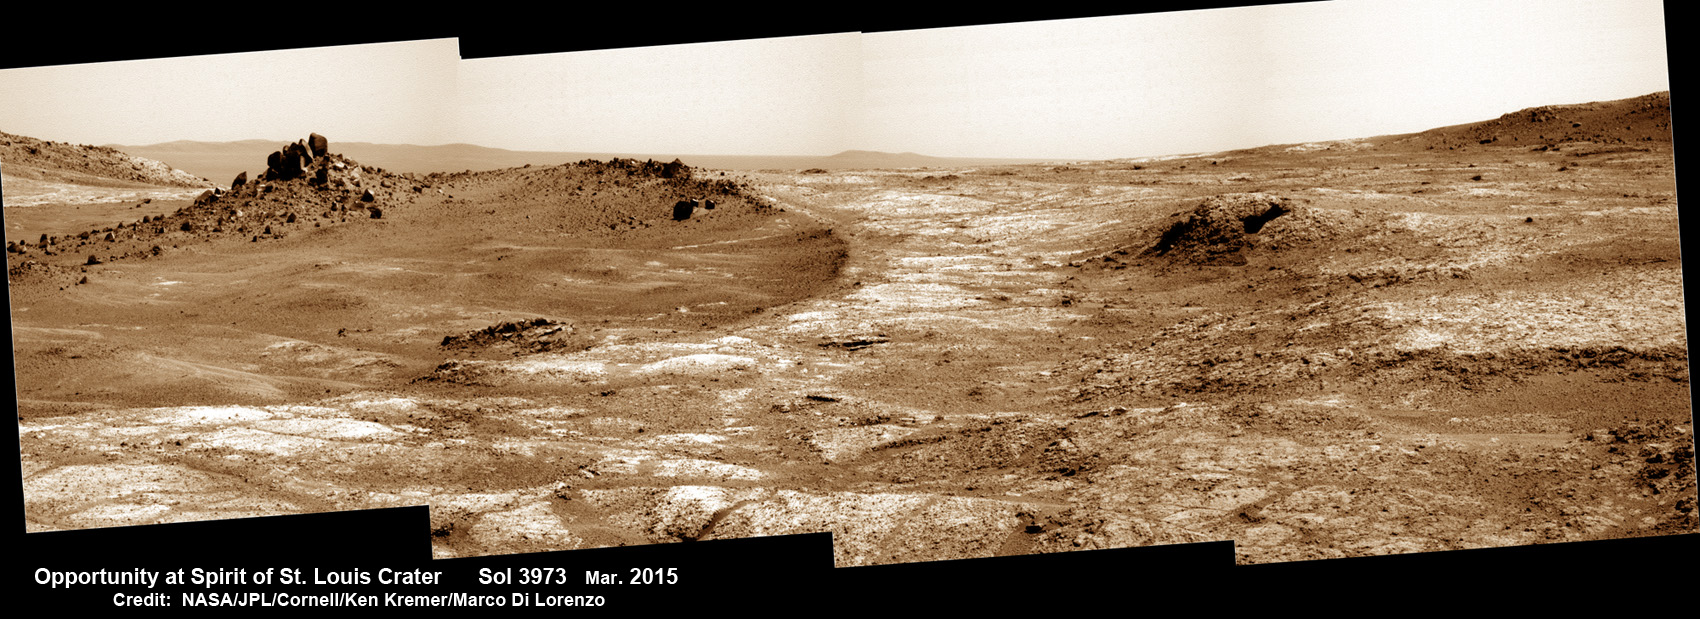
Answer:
[0,5,1321,68]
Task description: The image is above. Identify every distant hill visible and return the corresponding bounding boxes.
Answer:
[2,130,213,189]
[111,138,1064,186]
[1391,91,1672,151]
[1216,91,1672,157]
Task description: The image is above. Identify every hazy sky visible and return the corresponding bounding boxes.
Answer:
[0,39,462,147]
[0,1,1671,160]
[858,0,1671,159]
[456,33,863,156]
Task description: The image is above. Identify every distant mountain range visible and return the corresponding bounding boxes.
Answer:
[84,90,1676,188]
[106,140,1063,187]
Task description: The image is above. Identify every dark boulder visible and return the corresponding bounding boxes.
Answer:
[232,171,247,188]
[672,198,698,221]
[308,133,328,157]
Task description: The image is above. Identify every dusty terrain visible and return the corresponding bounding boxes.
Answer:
[9,92,1693,566]
[3,131,215,244]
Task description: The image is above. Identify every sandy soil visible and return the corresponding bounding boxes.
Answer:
[10,96,1693,566]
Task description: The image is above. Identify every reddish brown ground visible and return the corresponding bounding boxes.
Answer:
[10,93,1693,566]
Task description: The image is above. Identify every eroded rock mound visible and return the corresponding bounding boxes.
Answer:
[439,318,590,358]
[460,157,768,234]
[7,132,429,266]
[1143,193,1297,265]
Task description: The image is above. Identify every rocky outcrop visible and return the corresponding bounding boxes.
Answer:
[8,132,427,265]
[662,158,690,179]
[0,130,213,188]
[1143,193,1294,265]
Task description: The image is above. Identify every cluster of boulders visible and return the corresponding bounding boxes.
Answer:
[213,133,398,220]
[263,133,329,182]
[245,133,386,203]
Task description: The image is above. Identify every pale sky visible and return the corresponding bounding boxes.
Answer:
[0,1,1671,160]
[858,0,1672,159]
[455,33,862,156]
[0,39,462,147]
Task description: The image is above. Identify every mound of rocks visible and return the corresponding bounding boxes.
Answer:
[440,318,590,357]
[1142,193,1297,265]
[11,133,429,267]
[472,157,767,234]
[1131,193,1371,267]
